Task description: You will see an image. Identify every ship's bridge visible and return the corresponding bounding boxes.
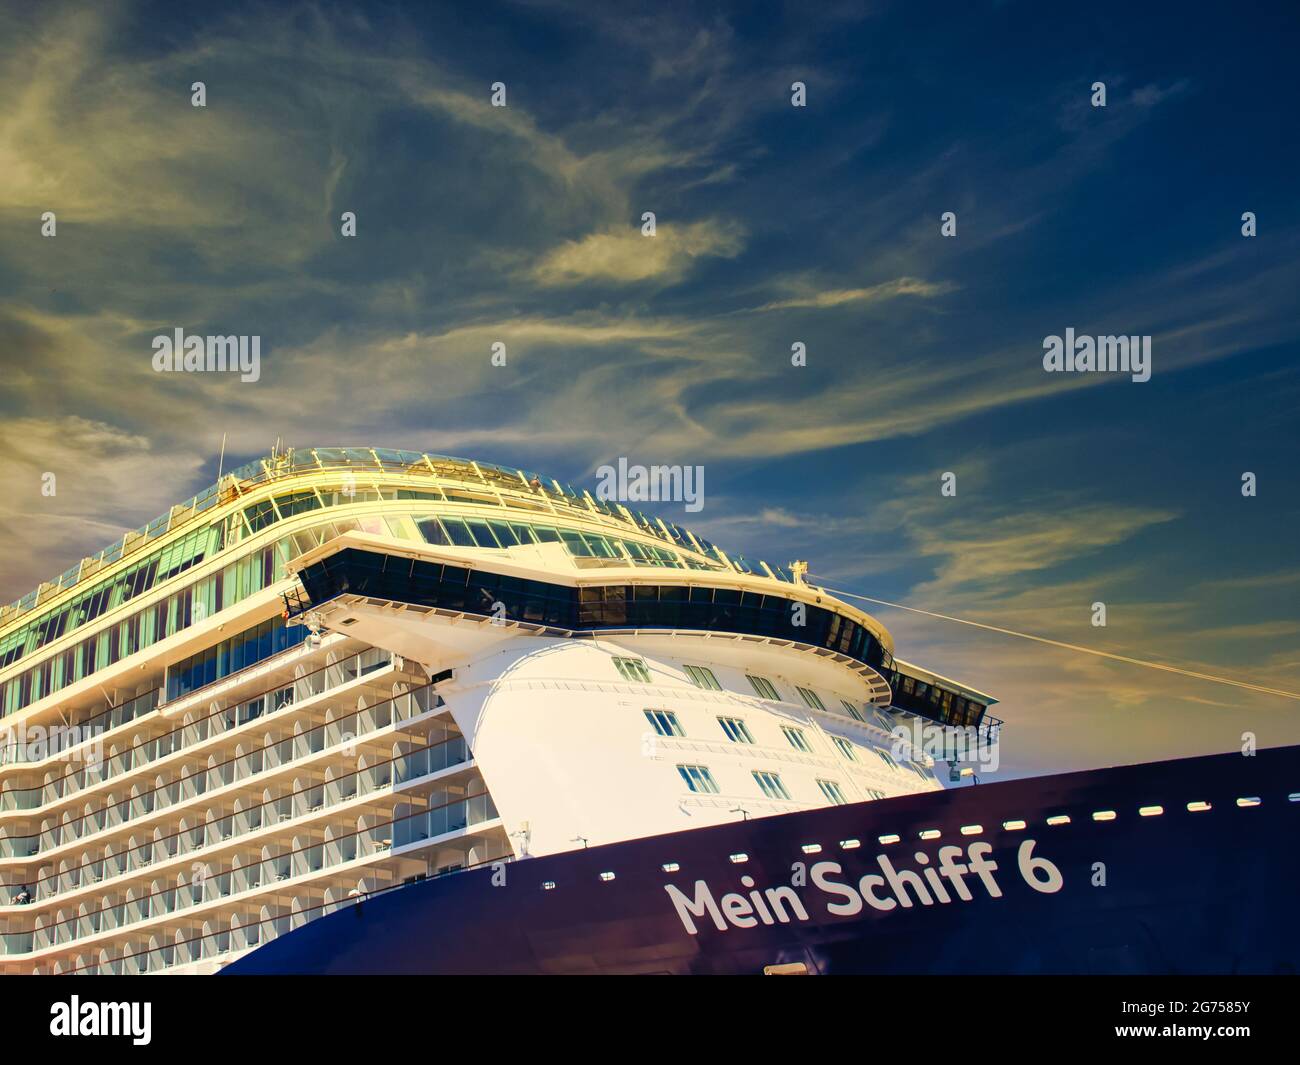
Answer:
[283,531,899,704]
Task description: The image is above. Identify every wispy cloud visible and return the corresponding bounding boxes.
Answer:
[753,277,954,312]
[0,417,206,601]
[531,220,745,285]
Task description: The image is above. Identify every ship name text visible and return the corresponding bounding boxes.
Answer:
[664,840,1063,935]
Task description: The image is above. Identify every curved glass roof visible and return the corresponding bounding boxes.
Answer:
[0,446,795,629]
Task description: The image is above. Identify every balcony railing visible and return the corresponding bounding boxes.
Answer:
[0,646,392,815]
[0,689,160,774]
[5,725,464,908]
[280,586,313,621]
[3,786,495,958]
[0,444,745,631]
[51,834,510,975]
[0,674,437,862]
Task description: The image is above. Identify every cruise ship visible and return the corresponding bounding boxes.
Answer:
[1,447,1295,976]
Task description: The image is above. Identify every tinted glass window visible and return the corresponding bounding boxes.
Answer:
[417,518,450,545]
[441,518,476,547]
[488,521,519,546]
[465,520,501,548]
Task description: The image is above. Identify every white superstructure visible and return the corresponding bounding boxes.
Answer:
[0,447,994,974]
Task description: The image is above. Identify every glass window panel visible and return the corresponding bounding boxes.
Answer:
[797,686,826,711]
[583,533,617,559]
[718,717,754,744]
[558,530,593,557]
[753,771,790,800]
[817,780,848,805]
[508,523,537,544]
[487,521,519,547]
[440,519,476,547]
[676,765,719,794]
[644,709,684,738]
[465,520,501,548]
[685,665,722,691]
[782,726,811,752]
[416,518,450,545]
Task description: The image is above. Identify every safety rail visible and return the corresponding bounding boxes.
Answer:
[2,789,498,960]
[0,645,393,814]
[1,727,468,924]
[0,670,433,861]
[0,445,763,631]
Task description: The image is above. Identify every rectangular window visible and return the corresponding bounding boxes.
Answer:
[817,779,848,805]
[717,716,755,744]
[613,656,652,684]
[488,520,519,547]
[584,533,618,559]
[558,529,593,557]
[876,748,899,770]
[677,764,719,794]
[509,522,537,545]
[465,520,501,548]
[166,617,308,701]
[644,709,683,737]
[752,770,791,801]
[833,736,857,761]
[440,518,477,547]
[840,698,865,722]
[284,489,324,518]
[781,725,811,752]
[243,499,278,534]
[684,664,721,691]
[746,674,779,701]
[797,686,826,711]
[416,517,451,546]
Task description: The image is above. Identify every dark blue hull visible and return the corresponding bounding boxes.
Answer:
[226,745,1300,975]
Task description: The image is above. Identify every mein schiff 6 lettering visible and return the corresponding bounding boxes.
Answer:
[665,840,1063,934]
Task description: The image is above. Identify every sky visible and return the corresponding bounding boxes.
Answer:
[1,0,1297,778]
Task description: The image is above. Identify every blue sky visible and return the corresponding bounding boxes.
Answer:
[1,0,1297,776]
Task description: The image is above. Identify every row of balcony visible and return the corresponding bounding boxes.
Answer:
[2,789,498,958]
[32,820,512,976]
[0,645,392,812]
[7,727,466,906]
[0,665,433,860]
